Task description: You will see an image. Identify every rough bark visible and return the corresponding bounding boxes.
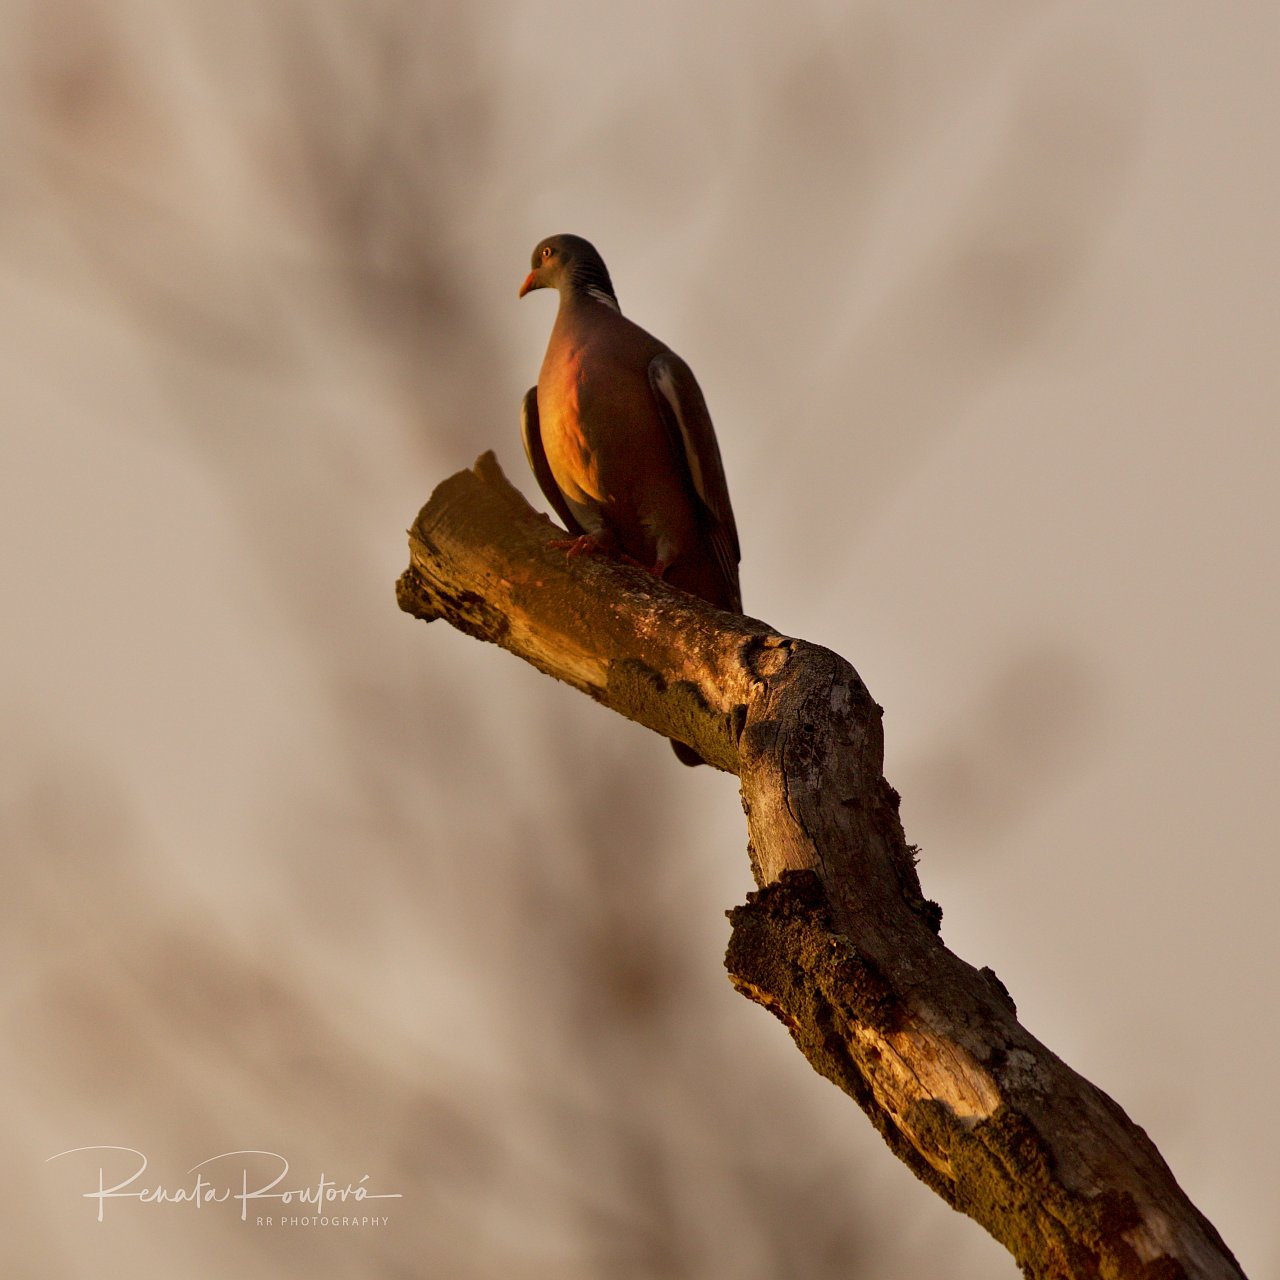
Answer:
[397,452,1244,1280]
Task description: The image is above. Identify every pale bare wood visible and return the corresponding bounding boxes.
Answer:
[397,452,1244,1280]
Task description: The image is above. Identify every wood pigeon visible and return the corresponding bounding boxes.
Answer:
[519,233,742,766]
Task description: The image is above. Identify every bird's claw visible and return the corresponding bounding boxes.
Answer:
[549,533,608,558]
[547,535,652,574]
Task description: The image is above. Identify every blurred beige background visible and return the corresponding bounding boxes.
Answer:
[3,2,1277,1277]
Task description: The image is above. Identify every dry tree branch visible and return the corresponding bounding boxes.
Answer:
[397,452,1244,1280]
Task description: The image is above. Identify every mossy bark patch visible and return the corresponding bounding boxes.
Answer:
[726,873,1203,1280]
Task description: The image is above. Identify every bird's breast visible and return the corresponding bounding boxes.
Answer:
[538,345,604,507]
[537,327,696,566]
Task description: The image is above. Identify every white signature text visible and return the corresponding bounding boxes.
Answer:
[46,1146,404,1222]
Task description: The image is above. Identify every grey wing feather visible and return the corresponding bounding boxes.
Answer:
[647,353,741,599]
[521,386,585,537]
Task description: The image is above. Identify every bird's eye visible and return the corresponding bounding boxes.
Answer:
[541,246,554,260]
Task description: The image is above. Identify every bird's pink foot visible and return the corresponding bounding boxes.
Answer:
[549,533,610,559]
[547,534,650,573]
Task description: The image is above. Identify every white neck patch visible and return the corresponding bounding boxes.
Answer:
[586,286,620,313]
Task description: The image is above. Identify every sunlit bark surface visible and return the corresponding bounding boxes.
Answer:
[398,453,1244,1280]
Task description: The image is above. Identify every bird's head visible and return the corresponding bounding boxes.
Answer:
[519,234,617,308]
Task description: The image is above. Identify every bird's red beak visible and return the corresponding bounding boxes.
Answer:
[518,271,538,298]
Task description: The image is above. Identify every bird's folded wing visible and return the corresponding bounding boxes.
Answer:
[648,352,741,593]
[521,386,585,536]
